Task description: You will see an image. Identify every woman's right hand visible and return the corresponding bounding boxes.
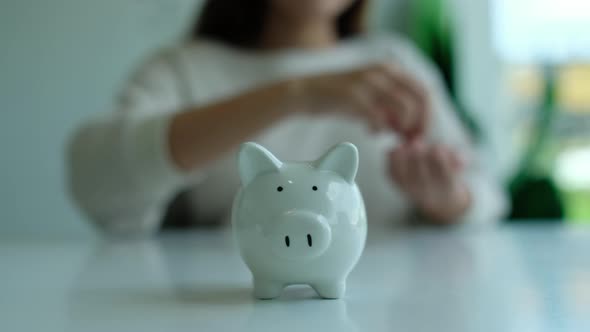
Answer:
[293,63,430,140]
[168,63,431,172]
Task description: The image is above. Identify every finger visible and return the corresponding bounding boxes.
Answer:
[384,65,429,110]
[362,70,412,133]
[364,66,419,137]
[389,145,411,189]
[360,61,424,98]
[407,141,432,195]
[359,73,395,132]
[391,92,419,138]
[428,145,455,187]
[383,67,430,138]
[415,146,434,191]
[447,148,466,171]
[350,82,388,132]
[434,144,466,172]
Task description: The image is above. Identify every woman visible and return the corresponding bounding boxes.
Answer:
[68,0,507,235]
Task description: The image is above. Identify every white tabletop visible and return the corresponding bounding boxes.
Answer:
[2,224,589,332]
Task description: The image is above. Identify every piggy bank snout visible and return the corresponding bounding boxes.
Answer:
[268,211,332,260]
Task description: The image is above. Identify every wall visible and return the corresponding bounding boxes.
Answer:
[0,0,198,237]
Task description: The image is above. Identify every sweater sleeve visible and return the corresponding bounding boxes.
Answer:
[390,37,509,224]
[67,50,196,236]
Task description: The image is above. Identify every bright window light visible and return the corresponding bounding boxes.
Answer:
[554,147,590,190]
[492,0,590,63]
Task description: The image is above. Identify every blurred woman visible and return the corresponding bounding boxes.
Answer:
[68,0,507,235]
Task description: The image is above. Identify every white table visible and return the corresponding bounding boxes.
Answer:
[2,224,589,332]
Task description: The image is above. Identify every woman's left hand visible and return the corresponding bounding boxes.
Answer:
[388,140,472,224]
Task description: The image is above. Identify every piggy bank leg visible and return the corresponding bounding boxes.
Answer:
[312,280,346,299]
[253,278,283,299]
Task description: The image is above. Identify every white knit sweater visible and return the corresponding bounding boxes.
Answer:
[67,34,507,236]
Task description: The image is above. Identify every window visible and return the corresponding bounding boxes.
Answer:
[493,0,590,222]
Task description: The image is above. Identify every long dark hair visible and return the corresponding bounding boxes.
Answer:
[191,0,369,49]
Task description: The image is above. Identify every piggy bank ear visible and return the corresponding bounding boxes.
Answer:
[238,142,283,186]
[315,142,359,183]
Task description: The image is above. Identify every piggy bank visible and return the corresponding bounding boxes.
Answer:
[232,142,367,299]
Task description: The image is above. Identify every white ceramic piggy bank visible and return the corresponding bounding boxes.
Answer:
[232,142,367,299]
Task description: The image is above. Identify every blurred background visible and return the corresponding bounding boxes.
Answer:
[1,0,589,237]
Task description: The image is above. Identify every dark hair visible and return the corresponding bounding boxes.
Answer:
[191,0,368,49]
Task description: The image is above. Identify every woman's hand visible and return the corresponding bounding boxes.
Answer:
[293,63,430,140]
[168,64,429,172]
[388,141,472,224]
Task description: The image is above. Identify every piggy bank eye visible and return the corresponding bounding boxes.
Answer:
[277,186,283,192]
[312,186,318,191]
